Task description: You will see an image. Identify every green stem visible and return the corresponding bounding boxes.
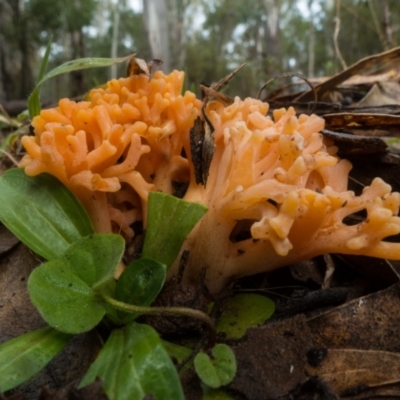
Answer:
[102,292,216,348]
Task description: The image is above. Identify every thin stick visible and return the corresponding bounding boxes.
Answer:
[333,0,347,70]
[0,149,19,166]
[258,72,318,113]
[368,0,388,50]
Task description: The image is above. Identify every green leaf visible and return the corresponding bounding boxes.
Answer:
[61,233,125,288]
[0,169,94,260]
[162,340,192,364]
[28,35,53,118]
[28,54,134,118]
[28,234,124,333]
[114,258,167,323]
[142,192,207,267]
[80,322,184,400]
[194,344,236,389]
[28,260,105,333]
[0,327,71,392]
[215,294,275,339]
[37,36,53,82]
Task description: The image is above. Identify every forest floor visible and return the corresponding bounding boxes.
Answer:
[2,49,400,400]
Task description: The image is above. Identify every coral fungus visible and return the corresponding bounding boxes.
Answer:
[20,70,201,236]
[174,98,400,292]
[20,67,400,293]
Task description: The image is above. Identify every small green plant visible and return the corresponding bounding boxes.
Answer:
[0,53,215,398]
[194,344,237,389]
[215,294,275,339]
[0,168,208,398]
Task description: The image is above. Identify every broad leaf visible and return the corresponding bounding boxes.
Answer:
[80,322,184,400]
[114,258,167,323]
[142,192,207,267]
[62,233,125,288]
[28,54,134,118]
[28,259,106,333]
[0,327,71,392]
[194,344,237,389]
[0,169,94,260]
[215,294,275,339]
[28,234,124,333]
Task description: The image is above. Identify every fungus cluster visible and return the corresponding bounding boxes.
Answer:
[175,98,400,291]
[20,68,400,293]
[20,70,201,236]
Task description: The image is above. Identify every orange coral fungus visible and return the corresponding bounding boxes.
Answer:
[20,68,400,293]
[20,70,201,235]
[171,98,400,292]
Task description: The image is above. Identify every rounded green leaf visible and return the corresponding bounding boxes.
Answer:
[114,258,166,323]
[0,169,94,260]
[194,344,237,389]
[211,344,237,386]
[195,352,220,388]
[28,259,105,333]
[215,294,275,339]
[28,234,124,333]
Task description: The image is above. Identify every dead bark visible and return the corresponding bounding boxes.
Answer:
[110,0,121,79]
[378,0,394,49]
[262,0,281,75]
[308,0,315,77]
[142,0,171,73]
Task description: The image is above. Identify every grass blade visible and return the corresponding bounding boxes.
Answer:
[28,53,134,118]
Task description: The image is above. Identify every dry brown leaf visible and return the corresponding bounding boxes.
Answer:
[302,70,396,86]
[228,315,313,400]
[126,57,163,77]
[357,81,400,107]
[199,84,234,106]
[297,46,400,102]
[307,282,400,352]
[306,348,400,395]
